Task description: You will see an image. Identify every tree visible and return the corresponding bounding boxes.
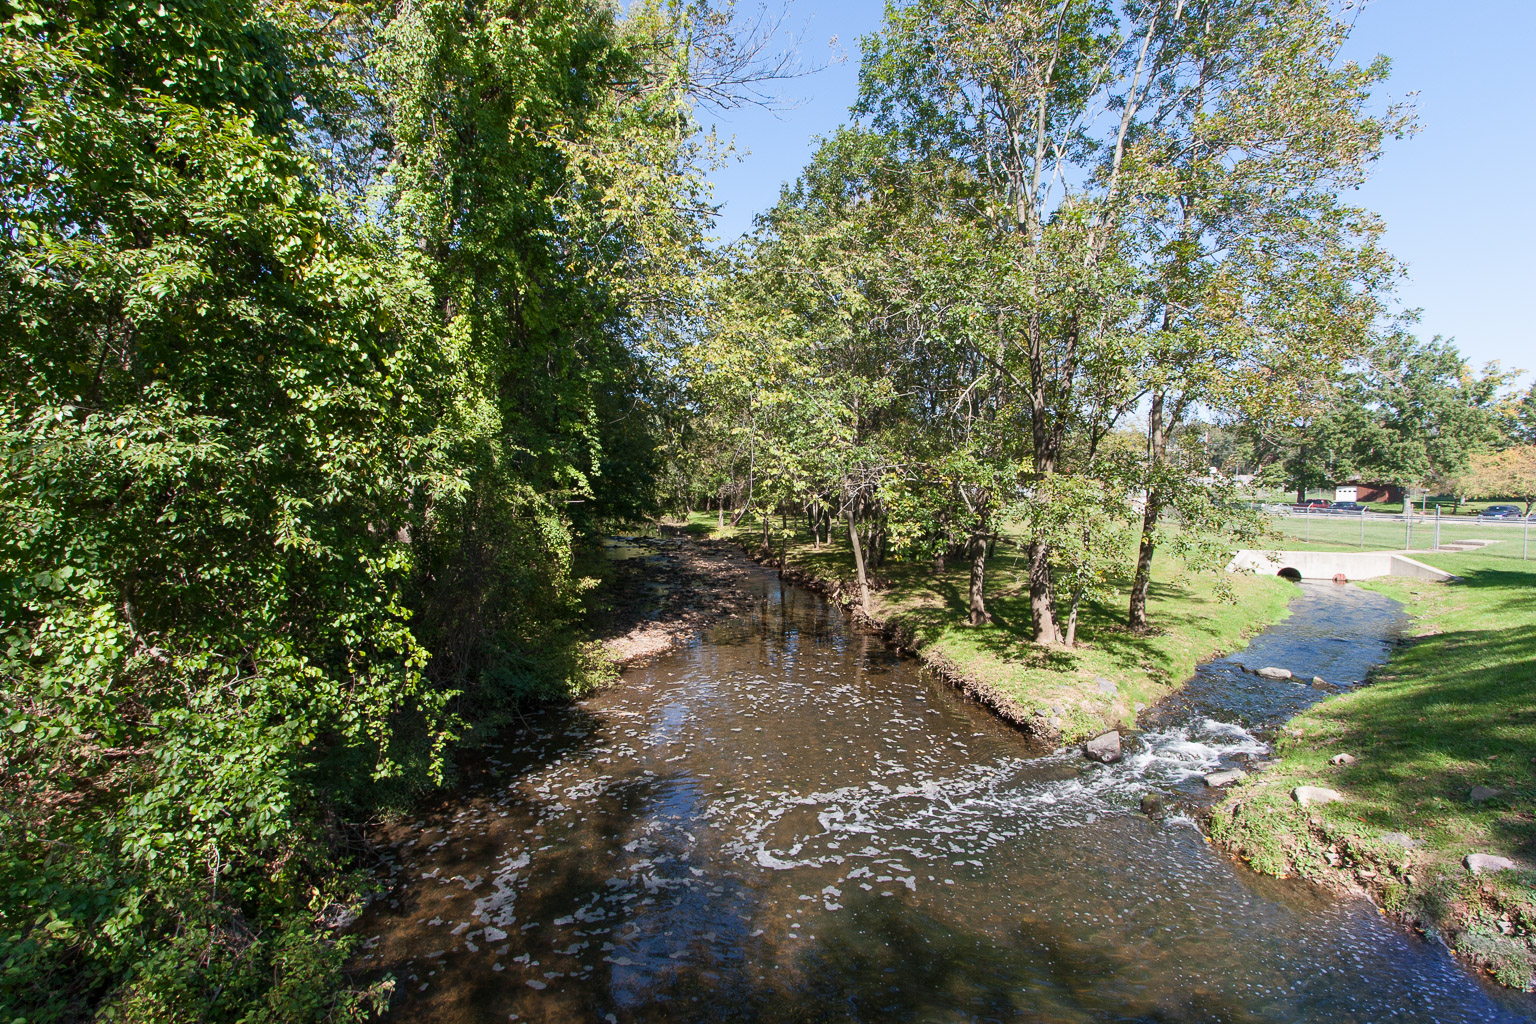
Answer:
[0,0,726,1016]
[1317,336,1506,498]
[853,0,1405,638]
[1456,447,1536,515]
[1115,0,1406,629]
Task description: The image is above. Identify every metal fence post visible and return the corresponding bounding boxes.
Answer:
[1306,506,1311,543]
[1359,508,1366,548]
[1406,505,1412,550]
[1434,505,1441,552]
[1526,517,1530,561]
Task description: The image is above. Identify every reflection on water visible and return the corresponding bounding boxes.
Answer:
[355,573,1536,1023]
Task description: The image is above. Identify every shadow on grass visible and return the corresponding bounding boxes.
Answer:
[1321,617,1536,861]
[882,559,1251,685]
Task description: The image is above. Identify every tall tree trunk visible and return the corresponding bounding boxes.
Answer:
[1129,391,1168,631]
[1028,537,1060,644]
[967,528,991,626]
[731,410,755,527]
[847,507,871,617]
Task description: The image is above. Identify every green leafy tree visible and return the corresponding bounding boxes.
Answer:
[0,0,723,1017]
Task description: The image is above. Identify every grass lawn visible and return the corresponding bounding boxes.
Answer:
[681,510,1296,742]
[1208,546,1536,989]
[1268,512,1534,555]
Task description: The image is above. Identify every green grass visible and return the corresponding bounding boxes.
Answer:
[1209,546,1536,989]
[1268,512,1534,555]
[683,510,1295,742]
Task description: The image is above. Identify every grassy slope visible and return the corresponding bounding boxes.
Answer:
[684,512,1295,742]
[1208,544,1536,989]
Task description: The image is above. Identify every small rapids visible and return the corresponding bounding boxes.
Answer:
[354,572,1536,1024]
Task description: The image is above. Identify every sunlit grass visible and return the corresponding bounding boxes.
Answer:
[1210,545,1536,988]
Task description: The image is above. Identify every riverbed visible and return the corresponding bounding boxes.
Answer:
[354,547,1536,1023]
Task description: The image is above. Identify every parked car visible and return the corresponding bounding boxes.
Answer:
[1478,505,1524,520]
[1329,501,1367,513]
[1294,499,1332,510]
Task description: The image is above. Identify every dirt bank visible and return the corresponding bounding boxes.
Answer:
[589,532,761,667]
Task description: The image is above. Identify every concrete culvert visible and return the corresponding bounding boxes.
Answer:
[1277,567,1302,582]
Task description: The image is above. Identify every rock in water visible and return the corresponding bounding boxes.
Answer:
[1464,853,1518,875]
[1329,753,1357,766]
[1140,793,1164,816]
[1204,769,1246,788]
[1469,785,1503,804]
[1083,731,1122,764]
[1256,666,1293,681]
[1312,676,1329,688]
[1291,786,1344,807]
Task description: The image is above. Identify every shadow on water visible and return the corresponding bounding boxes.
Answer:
[352,568,1536,1024]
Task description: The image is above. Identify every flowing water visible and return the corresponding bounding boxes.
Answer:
[355,550,1536,1023]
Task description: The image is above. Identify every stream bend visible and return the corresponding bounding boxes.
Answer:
[357,554,1535,1024]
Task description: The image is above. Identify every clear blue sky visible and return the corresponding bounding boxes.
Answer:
[703,0,1535,386]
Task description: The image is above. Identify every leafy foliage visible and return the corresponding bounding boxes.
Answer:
[0,0,711,1017]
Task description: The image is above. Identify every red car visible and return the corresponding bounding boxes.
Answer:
[1293,499,1332,510]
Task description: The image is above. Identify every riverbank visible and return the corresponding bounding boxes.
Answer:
[1208,547,1536,990]
[679,512,1295,744]
[581,533,760,667]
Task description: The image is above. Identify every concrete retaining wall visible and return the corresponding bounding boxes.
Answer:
[1226,549,1456,582]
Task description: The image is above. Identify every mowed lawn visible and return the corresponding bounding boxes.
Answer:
[685,512,1296,741]
[1211,544,1536,988]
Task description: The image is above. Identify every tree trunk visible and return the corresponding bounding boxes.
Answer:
[847,508,871,617]
[967,531,991,626]
[1128,494,1161,631]
[1028,537,1061,644]
[1129,390,1167,631]
[718,504,724,531]
[731,413,755,527]
[1065,587,1085,647]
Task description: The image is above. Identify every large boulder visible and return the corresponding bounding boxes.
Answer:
[1255,666,1293,681]
[1464,853,1519,875]
[1291,785,1344,807]
[1083,731,1123,764]
[1204,769,1246,788]
[1329,753,1357,766]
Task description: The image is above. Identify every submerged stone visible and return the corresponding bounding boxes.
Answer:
[1204,769,1246,788]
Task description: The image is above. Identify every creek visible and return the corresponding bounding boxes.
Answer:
[355,541,1536,1023]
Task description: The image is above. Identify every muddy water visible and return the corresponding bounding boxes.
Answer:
[356,562,1536,1023]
